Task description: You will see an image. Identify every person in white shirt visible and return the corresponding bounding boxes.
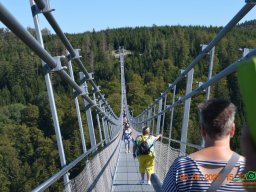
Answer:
[123,124,132,153]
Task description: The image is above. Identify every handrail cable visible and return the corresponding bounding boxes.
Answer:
[135,2,255,118]
[133,49,256,126]
[34,0,117,119]
[0,3,117,125]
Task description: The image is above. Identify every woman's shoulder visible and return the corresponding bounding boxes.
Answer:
[172,155,195,167]
[189,149,246,163]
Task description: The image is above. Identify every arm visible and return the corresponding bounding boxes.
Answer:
[154,134,162,142]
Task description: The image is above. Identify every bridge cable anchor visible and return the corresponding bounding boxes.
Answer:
[51,56,67,72]
[43,56,67,75]
[73,72,94,97]
[67,49,82,61]
[41,0,55,13]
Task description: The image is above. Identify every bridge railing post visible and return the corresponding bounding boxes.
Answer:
[152,105,156,134]
[201,44,215,101]
[165,84,176,172]
[107,112,113,140]
[156,95,163,134]
[139,116,142,130]
[29,1,71,191]
[66,50,87,154]
[160,95,167,142]
[93,93,104,147]
[206,47,215,100]
[137,117,140,132]
[143,111,146,128]
[147,107,151,127]
[200,45,216,148]
[99,98,109,144]
[79,72,97,150]
[180,68,194,156]
[156,94,167,173]
[168,84,176,146]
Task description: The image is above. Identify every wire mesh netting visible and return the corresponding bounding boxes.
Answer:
[67,133,122,192]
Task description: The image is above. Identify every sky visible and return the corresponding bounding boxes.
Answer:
[1,0,256,33]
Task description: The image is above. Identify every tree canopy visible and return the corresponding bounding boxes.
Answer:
[1,21,256,190]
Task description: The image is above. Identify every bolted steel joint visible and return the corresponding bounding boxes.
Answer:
[92,86,101,93]
[177,97,183,105]
[72,89,87,98]
[31,4,41,17]
[80,73,94,84]
[86,73,94,80]
[66,49,81,61]
[42,0,55,13]
[180,69,187,78]
[52,56,67,72]
[165,105,171,109]
[73,49,82,60]
[84,103,93,111]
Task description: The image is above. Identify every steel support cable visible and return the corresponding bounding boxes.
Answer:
[0,3,56,69]
[134,3,256,118]
[34,0,114,116]
[34,0,76,58]
[0,3,118,125]
[133,49,256,126]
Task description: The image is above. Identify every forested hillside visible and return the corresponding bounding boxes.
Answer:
[0,22,256,191]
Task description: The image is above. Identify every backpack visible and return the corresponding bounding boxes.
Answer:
[138,135,153,155]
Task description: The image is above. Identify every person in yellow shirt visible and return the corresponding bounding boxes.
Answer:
[133,126,161,185]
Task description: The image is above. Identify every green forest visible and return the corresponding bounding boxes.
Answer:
[0,20,256,191]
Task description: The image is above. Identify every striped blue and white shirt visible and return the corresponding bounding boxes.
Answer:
[161,156,246,192]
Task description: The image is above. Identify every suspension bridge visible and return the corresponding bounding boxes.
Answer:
[0,0,256,191]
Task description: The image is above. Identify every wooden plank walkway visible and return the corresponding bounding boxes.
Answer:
[112,141,155,192]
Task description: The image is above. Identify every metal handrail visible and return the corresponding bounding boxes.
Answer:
[0,3,118,125]
[135,2,255,117]
[132,50,256,125]
[34,0,116,118]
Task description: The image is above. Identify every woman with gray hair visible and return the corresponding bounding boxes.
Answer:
[162,99,246,191]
